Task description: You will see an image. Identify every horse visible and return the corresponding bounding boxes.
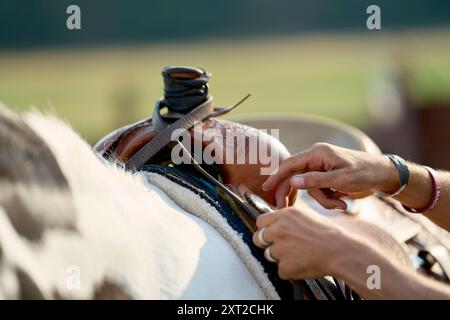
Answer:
[0,105,278,299]
[1,68,449,300]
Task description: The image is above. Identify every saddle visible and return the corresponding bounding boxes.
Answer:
[95,66,292,209]
[95,66,450,299]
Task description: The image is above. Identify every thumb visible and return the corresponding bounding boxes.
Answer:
[290,171,343,190]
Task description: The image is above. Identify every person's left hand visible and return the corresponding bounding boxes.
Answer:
[252,205,347,280]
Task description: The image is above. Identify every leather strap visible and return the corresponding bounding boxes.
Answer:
[125,94,251,170]
[151,96,212,134]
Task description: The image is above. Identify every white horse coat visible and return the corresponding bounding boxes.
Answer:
[0,108,277,299]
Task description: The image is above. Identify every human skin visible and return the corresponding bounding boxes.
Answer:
[261,142,450,230]
[256,142,450,299]
[253,206,450,299]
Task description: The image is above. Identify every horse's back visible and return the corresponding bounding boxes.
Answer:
[143,181,267,299]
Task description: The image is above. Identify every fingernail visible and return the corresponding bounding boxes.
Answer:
[261,182,269,191]
[336,204,347,211]
[291,176,304,187]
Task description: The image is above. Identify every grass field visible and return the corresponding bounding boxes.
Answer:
[1,29,450,143]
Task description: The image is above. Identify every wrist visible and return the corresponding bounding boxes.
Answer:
[324,229,373,279]
[376,155,400,194]
[401,165,440,214]
[321,228,362,276]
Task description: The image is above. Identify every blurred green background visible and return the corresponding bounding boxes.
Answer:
[0,0,449,148]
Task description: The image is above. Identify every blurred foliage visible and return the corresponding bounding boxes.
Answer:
[1,31,449,143]
[0,0,449,48]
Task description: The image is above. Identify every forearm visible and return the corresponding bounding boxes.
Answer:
[329,235,450,299]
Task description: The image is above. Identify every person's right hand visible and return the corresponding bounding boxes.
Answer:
[262,143,399,210]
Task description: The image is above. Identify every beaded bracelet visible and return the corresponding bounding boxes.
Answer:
[402,166,441,214]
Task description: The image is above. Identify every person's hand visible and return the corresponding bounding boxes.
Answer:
[261,143,399,210]
[253,207,450,300]
[252,206,347,280]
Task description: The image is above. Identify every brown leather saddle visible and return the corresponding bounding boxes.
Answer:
[95,66,450,299]
[95,66,346,299]
[95,66,294,211]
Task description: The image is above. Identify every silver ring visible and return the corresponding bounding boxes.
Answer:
[258,227,271,247]
[264,246,278,263]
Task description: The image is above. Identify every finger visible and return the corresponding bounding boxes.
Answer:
[256,211,280,229]
[262,151,316,191]
[275,176,294,209]
[321,189,348,210]
[290,170,345,190]
[326,190,348,200]
[307,189,347,210]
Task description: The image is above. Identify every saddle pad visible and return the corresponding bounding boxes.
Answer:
[139,169,280,300]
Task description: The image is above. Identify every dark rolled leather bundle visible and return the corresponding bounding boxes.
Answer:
[161,66,211,114]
